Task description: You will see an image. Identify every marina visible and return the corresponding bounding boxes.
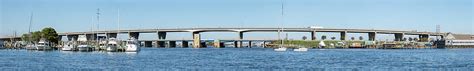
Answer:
[0,0,472,70]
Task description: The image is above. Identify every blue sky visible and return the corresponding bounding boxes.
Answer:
[1,0,472,40]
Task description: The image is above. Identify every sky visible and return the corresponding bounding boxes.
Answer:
[1,0,473,40]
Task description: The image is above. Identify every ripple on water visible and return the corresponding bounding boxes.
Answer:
[0,48,473,70]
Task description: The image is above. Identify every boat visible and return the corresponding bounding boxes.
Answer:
[274,47,287,52]
[273,0,287,52]
[61,41,76,51]
[293,47,308,52]
[36,39,52,50]
[349,43,363,48]
[25,43,36,50]
[77,44,93,51]
[106,38,118,52]
[319,40,326,48]
[125,38,140,52]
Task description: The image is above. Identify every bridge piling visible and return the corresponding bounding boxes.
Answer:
[129,32,140,39]
[341,31,347,40]
[369,32,377,41]
[192,32,201,48]
[181,41,189,47]
[394,33,404,41]
[144,41,152,47]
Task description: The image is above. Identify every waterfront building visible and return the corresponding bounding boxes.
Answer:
[444,33,474,48]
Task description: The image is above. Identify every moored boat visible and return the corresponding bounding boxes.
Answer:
[106,38,118,52]
[293,47,308,52]
[61,41,76,51]
[125,38,140,52]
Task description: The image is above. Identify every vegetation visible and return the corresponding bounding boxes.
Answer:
[270,40,365,48]
[21,27,59,44]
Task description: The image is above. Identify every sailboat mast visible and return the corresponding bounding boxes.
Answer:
[280,0,285,48]
[28,12,33,43]
[96,8,100,42]
[117,8,120,40]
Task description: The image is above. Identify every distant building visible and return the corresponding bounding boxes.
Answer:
[444,33,474,47]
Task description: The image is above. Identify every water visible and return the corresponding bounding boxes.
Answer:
[0,48,473,70]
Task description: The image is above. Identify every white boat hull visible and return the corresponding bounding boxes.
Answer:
[294,48,308,52]
[106,46,117,52]
[125,44,140,52]
[36,46,52,50]
[274,48,287,51]
[78,47,90,51]
[62,45,74,51]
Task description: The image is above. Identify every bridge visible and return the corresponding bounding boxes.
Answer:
[57,28,446,48]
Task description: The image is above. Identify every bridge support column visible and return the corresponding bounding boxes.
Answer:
[167,41,176,48]
[262,41,266,48]
[340,31,347,40]
[234,41,238,48]
[106,33,118,39]
[157,32,167,40]
[144,41,152,47]
[248,41,252,48]
[155,41,165,47]
[129,32,140,39]
[181,41,189,48]
[369,32,377,41]
[419,34,430,42]
[67,35,79,41]
[85,34,97,41]
[311,31,317,40]
[192,32,201,48]
[394,33,404,41]
[237,32,244,48]
[213,40,223,48]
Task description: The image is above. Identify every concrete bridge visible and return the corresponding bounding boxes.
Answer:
[137,39,276,48]
[57,28,446,48]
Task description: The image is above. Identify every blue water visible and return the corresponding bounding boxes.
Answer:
[0,48,473,70]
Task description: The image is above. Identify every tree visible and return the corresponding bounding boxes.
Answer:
[302,36,307,40]
[321,35,327,40]
[331,37,336,40]
[41,27,59,44]
[359,36,363,40]
[31,31,42,43]
[351,37,355,40]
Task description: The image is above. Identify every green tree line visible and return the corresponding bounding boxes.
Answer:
[21,27,59,44]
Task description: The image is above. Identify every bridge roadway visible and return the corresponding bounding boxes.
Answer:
[57,28,445,48]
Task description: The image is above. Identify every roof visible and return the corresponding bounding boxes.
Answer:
[445,34,474,40]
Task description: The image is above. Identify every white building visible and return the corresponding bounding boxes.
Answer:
[444,33,474,46]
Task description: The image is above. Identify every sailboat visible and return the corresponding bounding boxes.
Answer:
[25,12,36,50]
[274,0,287,52]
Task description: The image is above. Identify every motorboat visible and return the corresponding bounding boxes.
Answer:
[25,43,36,50]
[61,41,76,51]
[294,47,308,52]
[98,40,107,50]
[36,39,52,50]
[319,40,326,48]
[125,38,140,52]
[77,44,93,51]
[274,47,287,51]
[106,38,118,52]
